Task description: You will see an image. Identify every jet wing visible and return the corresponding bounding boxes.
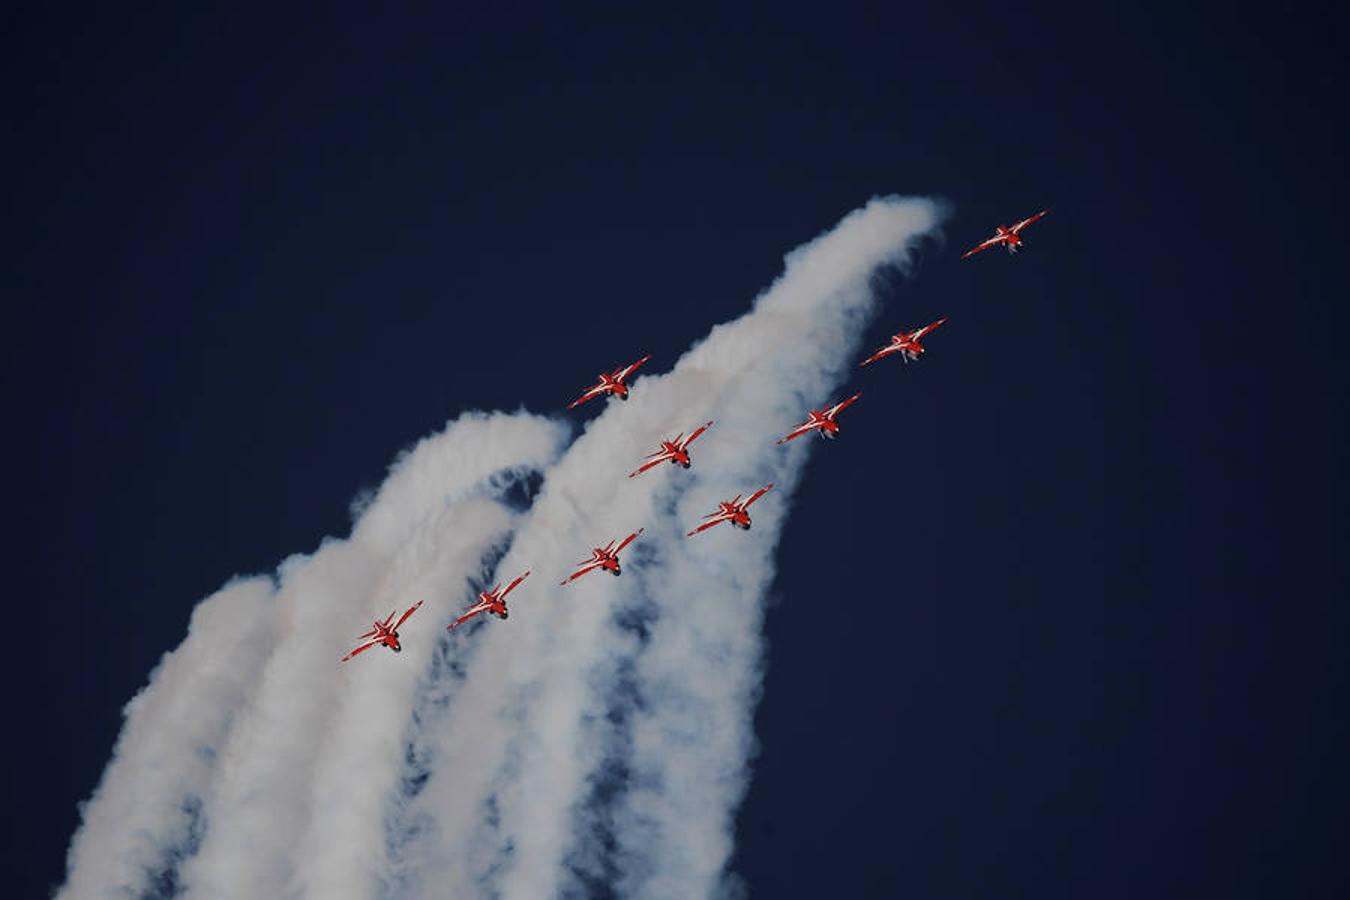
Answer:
[1009,209,1048,234]
[776,420,819,444]
[341,640,381,663]
[912,317,947,340]
[677,421,714,449]
[561,559,606,585]
[961,233,1006,259]
[859,342,900,367]
[445,601,494,631]
[567,383,607,409]
[448,600,491,631]
[499,571,530,600]
[687,512,733,536]
[742,483,775,509]
[824,392,862,420]
[629,449,674,478]
[613,355,651,383]
[613,528,645,556]
[394,600,424,630]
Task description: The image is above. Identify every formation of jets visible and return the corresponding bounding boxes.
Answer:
[342,207,1048,661]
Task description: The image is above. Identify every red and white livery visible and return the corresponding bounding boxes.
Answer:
[961,209,1049,258]
[860,318,948,366]
[629,421,714,478]
[568,355,652,408]
[447,570,530,631]
[776,392,862,444]
[341,600,423,662]
[687,484,775,536]
[561,528,645,584]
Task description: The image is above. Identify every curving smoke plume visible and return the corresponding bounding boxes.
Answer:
[58,575,278,899]
[60,412,568,898]
[59,196,941,899]
[391,196,941,899]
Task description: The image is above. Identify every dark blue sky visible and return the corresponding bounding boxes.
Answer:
[9,3,1346,897]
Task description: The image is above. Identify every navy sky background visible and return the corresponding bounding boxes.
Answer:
[8,3,1346,897]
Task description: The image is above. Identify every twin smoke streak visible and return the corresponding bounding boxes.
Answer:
[60,196,941,899]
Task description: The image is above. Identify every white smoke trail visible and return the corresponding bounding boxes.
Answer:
[58,575,277,899]
[177,411,566,900]
[396,197,941,898]
[60,197,940,900]
[286,492,515,899]
[605,197,944,898]
[59,412,565,899]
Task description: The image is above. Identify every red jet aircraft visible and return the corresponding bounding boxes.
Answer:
[341,600,423,662]
[447,570,530,631]
[860,318,948,366]
[776,392,862,444]
[568,355,652,409]
[687,484,775,536]
[961,209,1049,258]
[629,421,714,478]
[561,528,645,584]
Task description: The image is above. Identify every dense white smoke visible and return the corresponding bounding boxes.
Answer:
[391,197,941,898]
[59,575,277,899]
[60,412,567,899]
[177,413,566,900]
[59,197,940,899]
